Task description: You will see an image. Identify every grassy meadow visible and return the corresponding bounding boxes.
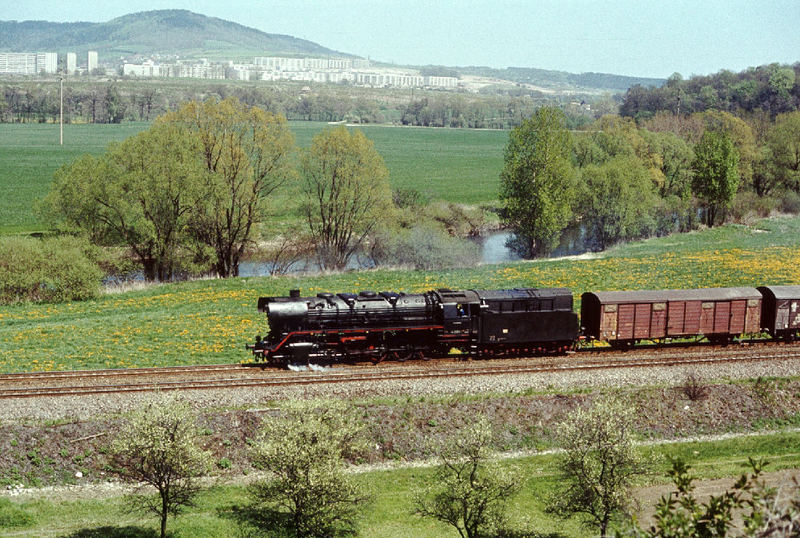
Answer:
[0,121,507,235]
[3,431,799,537]
[1,216,799,373]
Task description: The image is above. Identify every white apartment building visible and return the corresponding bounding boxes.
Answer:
[0,52,58,74]
[119,55,460,89]
[87,51,98,72]
[67,52,77,73]
[123,61,164,77]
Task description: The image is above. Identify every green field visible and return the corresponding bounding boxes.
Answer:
[2,431,798,537]
[0,122,507,234]
[0,123,151,234]
[1,216,798,373]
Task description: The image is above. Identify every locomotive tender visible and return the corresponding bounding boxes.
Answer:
[248,285,800,365]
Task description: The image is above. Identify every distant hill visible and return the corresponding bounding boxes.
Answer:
[0,9,347,60]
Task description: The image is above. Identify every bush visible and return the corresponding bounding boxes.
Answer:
[414,417,520,538]
[249,400,369,538]
[729,191,778,224]
[425,202,488,237]
[779,189,800,214]
[370,225,480,270]
[0,235,103,304]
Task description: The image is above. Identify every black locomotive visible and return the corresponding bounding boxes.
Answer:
[248,288,579,364]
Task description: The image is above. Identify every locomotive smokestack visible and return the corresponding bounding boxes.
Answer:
[289,289,301,298]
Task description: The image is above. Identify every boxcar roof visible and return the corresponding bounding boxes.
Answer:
[758,285,800,300]
[583,287,761,304]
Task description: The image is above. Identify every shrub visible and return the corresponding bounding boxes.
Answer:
[249,400,369,538]
[425,202,488,237]
[0,235,103,304]
[729,191,778,224]
[779,189,800,214]
[393,187,429,210]
[414,417,520,538]
[111,394,212,538]
[370,225,480,270]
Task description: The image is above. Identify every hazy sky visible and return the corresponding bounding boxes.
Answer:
[4,0,799,78]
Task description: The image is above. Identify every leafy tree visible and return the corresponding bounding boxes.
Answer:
[630,457,800,537]
[764,110,800,194]
[691,129,740,226]
[415,417,520,538]
[43,122,207,281]
[163,98,296,277]
[249,400,369,538]
[300,126,392,270]
[696,110,756,190]
[111,395,212,538]
[499,106,576,257]
[548,398,649,538]
[103,84,125,124]
[579,156,658,250]
[640,129,694,199]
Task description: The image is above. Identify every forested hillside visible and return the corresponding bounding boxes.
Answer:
[620,63,800,120]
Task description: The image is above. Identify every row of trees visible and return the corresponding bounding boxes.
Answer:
[500,106,800,257]
[110,394,799,538]
[43,97,392,280]
[0,79,599,128]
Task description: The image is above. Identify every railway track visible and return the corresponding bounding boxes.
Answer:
[0,363,245,383]
[2,346,799,399]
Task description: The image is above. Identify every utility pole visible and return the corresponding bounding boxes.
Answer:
[59,76,64,146]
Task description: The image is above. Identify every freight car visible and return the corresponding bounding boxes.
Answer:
[758,285,800,341]
[247,288,579,365]
[580,287,763,348]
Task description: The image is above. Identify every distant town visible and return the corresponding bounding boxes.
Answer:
[0,50,461,90]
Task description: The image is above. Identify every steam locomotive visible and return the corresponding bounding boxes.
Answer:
[247,285,800,365]
[248,288,578,364]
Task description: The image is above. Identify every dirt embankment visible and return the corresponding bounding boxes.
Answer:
[1,376,799,489]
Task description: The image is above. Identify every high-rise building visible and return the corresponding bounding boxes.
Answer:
[87,51,98,72]
[67,52,77,73]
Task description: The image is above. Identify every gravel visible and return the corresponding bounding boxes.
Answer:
[2,356,800,422]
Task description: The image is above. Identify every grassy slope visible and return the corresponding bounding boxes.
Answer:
[1,216,799,373]
[3,432,799,537]
[0,122,506,234]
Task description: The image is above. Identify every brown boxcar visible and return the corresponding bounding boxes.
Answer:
[581,287,762,345]
[757,285,800,341]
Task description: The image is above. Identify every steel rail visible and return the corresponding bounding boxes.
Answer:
[2,349,799,399]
